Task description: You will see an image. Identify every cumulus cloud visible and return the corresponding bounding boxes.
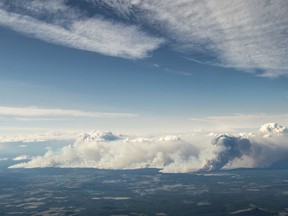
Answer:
[0,0,164,59]
[79,131,122,142]
[259,123,288,137]
[10,123,288,172]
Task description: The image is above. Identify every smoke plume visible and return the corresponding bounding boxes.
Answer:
[201,135,252,171]
[201,123,288,171]
[9,123,288,173]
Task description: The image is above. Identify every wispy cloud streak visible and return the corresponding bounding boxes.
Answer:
[0,106,137,118]
[0,130,79,143]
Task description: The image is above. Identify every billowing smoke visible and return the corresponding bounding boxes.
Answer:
[202,123,288,171]
[201,135,252,171]
[10,131,202,173]
[9,123,288,173]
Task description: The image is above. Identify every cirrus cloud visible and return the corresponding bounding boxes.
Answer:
[1,0,287,76]
[97,0,288,76]
[0,0,164,59]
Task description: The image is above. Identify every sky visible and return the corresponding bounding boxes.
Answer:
[0,0,288,136]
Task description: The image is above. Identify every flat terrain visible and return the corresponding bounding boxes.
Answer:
[0,168,288,215]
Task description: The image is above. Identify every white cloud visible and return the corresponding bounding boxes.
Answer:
[92,0,288,76]
[0,1,164,59]
[0,106,137,118]
[259,123,288,137]
[10,123,288,172]
[1,1,287,75]
[0,106,138,137]
[0,130,80,143]
[89,0,142,19]
[142,0,288,76]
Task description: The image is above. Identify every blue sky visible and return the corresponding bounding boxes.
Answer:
[0,0,288,136]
